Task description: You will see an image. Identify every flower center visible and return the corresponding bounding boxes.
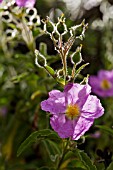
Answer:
[66,104,80,120]
[100,79,111,90]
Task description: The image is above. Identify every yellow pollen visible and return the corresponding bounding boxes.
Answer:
[66,104,80,120]
[100,79,111,90]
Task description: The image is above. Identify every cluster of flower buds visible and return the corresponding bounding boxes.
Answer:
[35,15,88,86]
[24,8,40,27]
[0,1,41,48]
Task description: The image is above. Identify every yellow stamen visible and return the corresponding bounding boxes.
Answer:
[66,104,80,120]
[100,79,111,90]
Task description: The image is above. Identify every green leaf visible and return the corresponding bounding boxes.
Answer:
[39,42,47,55]
[106,162,113,170]
[74,63,89,79]
[67,168,86,170]
[45,65,55,76]
[8,163,39,170]
[56,77,65,86]
[11,72,28,83]
[17,129,60,157]
[96,125,113,136]
[76,149,97,170]
[95,162,105,170]
[63,151,86,169]
[37,167,55,170]
[42,139,60,162]
[37,167,50,170]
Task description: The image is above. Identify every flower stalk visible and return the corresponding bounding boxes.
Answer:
[56,139,69,169]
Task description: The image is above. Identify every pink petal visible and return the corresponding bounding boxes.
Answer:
[64,83,91,107]
[81,95,104,119]
[50,114,74,138]
[41,90,66,114]
[16,0,36,7]
[72,116,94,140]
[98,70,113,79]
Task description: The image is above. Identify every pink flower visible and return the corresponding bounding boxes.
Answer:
[0,0,36,7]
[41,83,104,140]
[89,70,113,97]
[16,0,36,7]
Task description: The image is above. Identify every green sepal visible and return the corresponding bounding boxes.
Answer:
[56,77,65,86]
[44,65,55,77]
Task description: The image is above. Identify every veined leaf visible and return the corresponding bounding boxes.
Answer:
[17,129,60,157]
[42,139,60,162]
[74,63,89,79]
[76,149,97,170]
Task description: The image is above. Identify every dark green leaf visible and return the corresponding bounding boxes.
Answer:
[74,63,89,79]
[76,149,97,170]
[37,167,50,170]
[17,129,60,157]
[42,139,60,162]
[67,167,86,170]
[37,167,55,170]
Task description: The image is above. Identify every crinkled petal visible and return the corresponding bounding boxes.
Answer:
[50,114,74,138]
[81,95,104,119]
[41,90,66,114]
[64,83,91,107]
[16,0,36,7]
[72,116,94,140]
[49,90,64,98]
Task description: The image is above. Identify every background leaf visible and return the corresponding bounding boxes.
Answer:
[106,162,113,170]
[96,125,113,136]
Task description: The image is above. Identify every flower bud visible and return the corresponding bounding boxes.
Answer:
[6,29,17,40]
[70,20,88,39]
[71,45,82,65]
[2,11,12,23]
[56,14,67,35]
[26,8,37,17]
[45,65,55,77]
[42,17,55,34]
[35,50,47,68]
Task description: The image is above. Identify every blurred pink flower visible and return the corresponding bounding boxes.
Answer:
[90,131,101,138]
[0,106,7,117]
[0,0,36,7]
[89,70,113,97]
[41,83,104,140]
[16,0,36,7]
